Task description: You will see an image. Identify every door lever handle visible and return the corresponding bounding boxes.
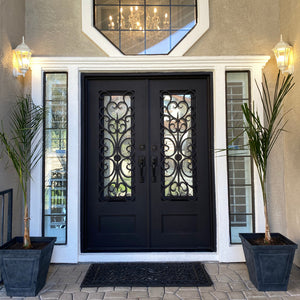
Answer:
[138,156,146,183]
[151,156,158,183]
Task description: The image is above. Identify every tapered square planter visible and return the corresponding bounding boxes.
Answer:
[0,236,56,297]
[239,233,297,291]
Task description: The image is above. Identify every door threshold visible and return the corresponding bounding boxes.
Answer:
[78,252,219,263]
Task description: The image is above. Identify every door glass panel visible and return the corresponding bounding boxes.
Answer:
[99,92,135,201]
[161,92,196,199]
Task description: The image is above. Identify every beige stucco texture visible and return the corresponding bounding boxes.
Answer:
[25,0,106,57]
[280,0,300,266]
[0,0,26,237]
[25,0,280,58]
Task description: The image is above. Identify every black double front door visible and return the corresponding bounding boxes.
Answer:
[81,73,215,252]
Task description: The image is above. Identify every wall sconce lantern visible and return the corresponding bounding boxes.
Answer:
[273,34,294,74]
[13,36,32,77]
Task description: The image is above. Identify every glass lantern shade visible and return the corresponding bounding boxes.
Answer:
[13,37,32,77]
[273,35,292,73]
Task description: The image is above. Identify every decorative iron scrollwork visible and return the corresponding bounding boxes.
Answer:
[160,91,197,200]
[99,91,135,201]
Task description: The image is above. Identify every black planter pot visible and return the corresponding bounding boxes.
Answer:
[239,233,297,291]
[0,236,56,297]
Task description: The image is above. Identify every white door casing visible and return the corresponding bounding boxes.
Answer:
[30,55,269,263]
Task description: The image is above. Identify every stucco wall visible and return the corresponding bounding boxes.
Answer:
[25,0,280,57]
[0,0,25,238]
[280,0,300,267]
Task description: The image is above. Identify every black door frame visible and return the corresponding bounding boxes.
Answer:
[81,72,216,253]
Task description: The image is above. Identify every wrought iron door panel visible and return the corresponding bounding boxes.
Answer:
[99,91,135,201]
[149,78,214,250]
[82,78,148,251]
[82,74,215,252]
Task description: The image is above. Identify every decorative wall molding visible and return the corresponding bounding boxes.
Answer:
[30,55,270,263]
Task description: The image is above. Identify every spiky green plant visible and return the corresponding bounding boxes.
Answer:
[0,96,43,248]
[242,71,294,243]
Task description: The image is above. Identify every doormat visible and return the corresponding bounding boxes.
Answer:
[80,262,213,287]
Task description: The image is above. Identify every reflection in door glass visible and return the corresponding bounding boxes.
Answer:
[100,93,134,200]
[162,92,195,198]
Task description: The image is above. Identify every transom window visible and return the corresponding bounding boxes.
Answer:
[94,0,197,54]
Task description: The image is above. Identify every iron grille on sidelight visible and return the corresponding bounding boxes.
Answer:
[43,72,68,244]
[160,91,197,200]
[94,0,197,55]
[226,71,254,244]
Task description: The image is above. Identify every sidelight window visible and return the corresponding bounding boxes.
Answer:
[226,71,254,244]
[43,73,68,244]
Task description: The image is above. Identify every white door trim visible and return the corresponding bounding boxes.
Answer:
[30,55,269,263]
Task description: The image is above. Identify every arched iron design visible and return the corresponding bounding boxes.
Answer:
[160,90,197,200]
[99,91,135,201]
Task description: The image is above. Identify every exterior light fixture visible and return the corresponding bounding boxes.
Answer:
[13,36,32,77]
[273,34,294,74]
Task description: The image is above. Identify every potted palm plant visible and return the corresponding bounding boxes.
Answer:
[238,72,297,291]
[0,96,56,297]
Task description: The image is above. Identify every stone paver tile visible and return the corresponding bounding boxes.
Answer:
[76,264,91,272]
[228,264,247,272]
[287,282,300,296]
[198,286,215,293]
[81,288,98,293]
[104,291,128,298]
[213,282,231,292]
[266,291,289,297]
[148,287,164,297]
[164,287,179,294]
[58,275,82,285]
[40,291,63,299]
[243,290,267,298]
[73,292,89,300]
[229,282,248,292]
[87,292,105,299]
[283,297,300,300]
[238,272,250,282]
[48,284,67,292]
[128,291,149,298]
[163,294,181,300]
[77,272,87,284]
[243,281,255,290]
[201,292,216,300]
[40,282,57,293]
[205,263,219,276]
[25,297,41,300]
[227,292,245,299]
[175,290,200,299]
[59,294,73,300]
[219,264,230,273]
[246,298,269,300]
[216,275,232,283]
[222,270,243,282]
[114,287,131,291]
[97,288,114,292]
[131,287,148,291]
[178,286,198,292]
[64,284,81,293]
[141,298,162,300]
[211,291,229,299]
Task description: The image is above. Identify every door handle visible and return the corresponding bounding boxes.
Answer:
[138,156,146,183]
[152,156,158,183]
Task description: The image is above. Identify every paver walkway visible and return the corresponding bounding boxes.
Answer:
[0,262,300,300]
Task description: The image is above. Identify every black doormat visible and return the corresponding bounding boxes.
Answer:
[81,262,213,287]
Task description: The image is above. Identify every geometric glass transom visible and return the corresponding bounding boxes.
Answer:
[94,0,197,55]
